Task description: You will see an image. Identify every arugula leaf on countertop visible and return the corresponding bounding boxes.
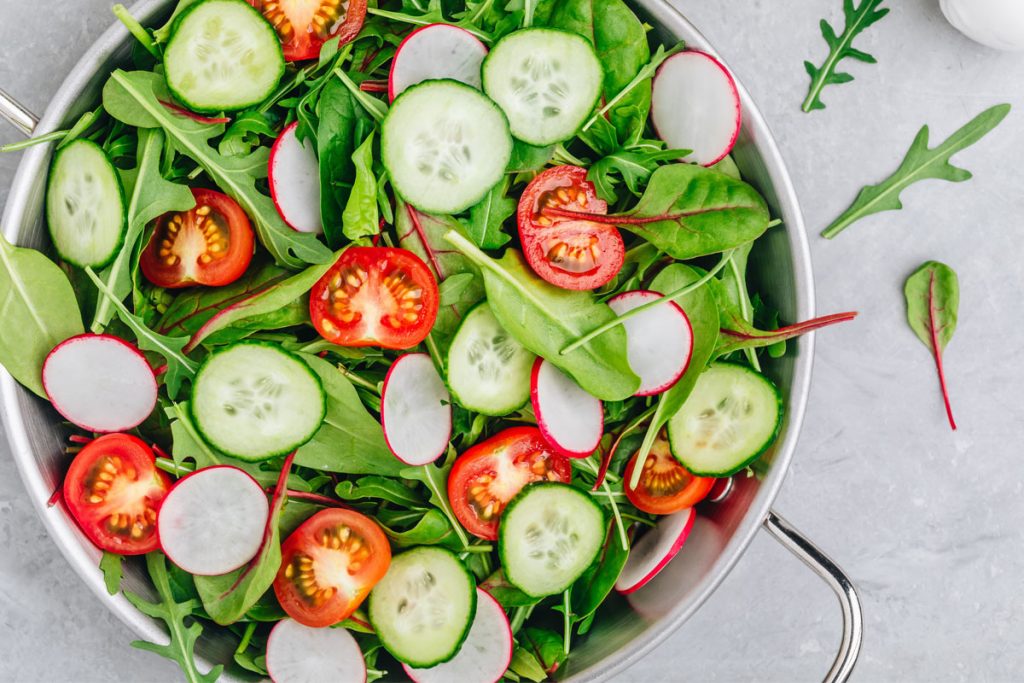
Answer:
[904,261,959,431]
[802,0,889,112]
[823,104,1011,238]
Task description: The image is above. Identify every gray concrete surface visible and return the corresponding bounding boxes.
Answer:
[2,0,1023,680]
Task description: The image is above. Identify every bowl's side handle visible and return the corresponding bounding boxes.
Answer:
[763,510,864,683]
[0,89,38,136]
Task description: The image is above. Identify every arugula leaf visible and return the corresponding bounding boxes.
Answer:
[465,177,515,249]
[0,234,84,397]
[294,355,401,476]
[92,129,195,332]
[823,104,1011,238]
[218,111,276,158]
[587,142,689,204]
[802,0,889,112]
[100,552,125,596]
[400,448,470,549]
[86,267,197,398]
[378,508,461,548]
[904,261,959,430]
[125,553,223,683]
[446,234,639,401]
[342,131,381,242]
[367,3,493,43]
[335,476,426,507]
[102,70,332,269]
[195,453,294,625]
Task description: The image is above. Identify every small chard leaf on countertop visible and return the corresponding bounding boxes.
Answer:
[823,104,1011,238]
[904,261,959,431]
[802,0,889,113]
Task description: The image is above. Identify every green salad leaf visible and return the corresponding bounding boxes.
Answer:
[335,476,426,507]
[465,176,515,250]
[904,261,959,430]
[342,131,380,242]
[100,552,125,596]
[400,448,471,549]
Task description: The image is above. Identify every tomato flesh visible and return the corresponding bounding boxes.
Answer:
[250,0,367,62]
[448,426,572,541]
[624,436,714,515]
[62,434,171,555]
[310,246,439,349]
[140,188,254,289]
[518,166,624,291]
[274,508,391,627]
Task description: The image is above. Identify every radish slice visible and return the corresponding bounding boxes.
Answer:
[530,358,603,458]
[616,507,696,594]
[381,353,452,465]
[389,24,488,102]
[269,121,322,234]
[157,466,269,576]
[403,589,513,683]
[42,333,157,433]
[266,618,366,683]
[651,50,741,166]
[608,290,694,396]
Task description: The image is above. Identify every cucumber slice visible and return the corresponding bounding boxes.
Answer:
[45,140,126,269]
[667,363,783,477]
[446,302,536,416]
[499,483,605,598]
[190,342,326,461]
[369,546,477,668]
[382,80,513,214]
[164,0,285,113]
[482,28,603,146]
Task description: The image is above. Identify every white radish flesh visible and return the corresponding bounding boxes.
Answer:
[651,50,741,166]
[530,358,603,458]
[157,466,269,576]
[389,24,488,101]
[42,334,157,433]
[266,619,366,683]
[403,589,513,683]
[381,353,452,465]
[616,507,696,594]
[608,290,694,396]
[269,121,323,234]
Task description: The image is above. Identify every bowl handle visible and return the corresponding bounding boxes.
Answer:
[763,510,863,683]
[0,89,38,137]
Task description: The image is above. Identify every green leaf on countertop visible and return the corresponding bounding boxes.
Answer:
[822,104,1011,238]
[464,176,515,250]
[802,0,889,112]
[342,131,380,242]
[0,234,84,397]
[904,260,959,430]
[102,70,332,269]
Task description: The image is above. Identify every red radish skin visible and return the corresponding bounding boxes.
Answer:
[403,589,513,683]
[157,466,269,576]
[615,508,696,594]
[608,290,694,396]
[42,334,157,433]
[269,121,323,234]
[530,358,604,458]
[381,353,452,466]
[266,618,366,683]
[651,50,741,167]
[388,23,488,102]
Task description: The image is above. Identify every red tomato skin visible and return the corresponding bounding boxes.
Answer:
[623,445,715,515]
[248,0,367,62]
[448,426,572,541]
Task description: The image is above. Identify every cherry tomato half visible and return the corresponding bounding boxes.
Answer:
[624,436,715,515]
[274,508,391,627]
[310,246,439,349]
[249,0,367,62]
[62,433,171,555]
[517,166,624,291]
[140,188,254,289]
[448,427,572,541]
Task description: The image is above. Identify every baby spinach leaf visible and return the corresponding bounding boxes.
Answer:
[803,0,889,112]
[103,70,332,269]
[823,104,1011,238]
[571,523,629,620]
[510,646,549,682]
[342,131,380,242]
[125,553,223,683]
[92,129,195,332]
[86,267,196,398]
[318,74,372,247]
[520,627,567,676]
[481,570,538,608]
[0,234,84,397]
[294,355,400,476]
[100,552,125,596]
[446,233,639,401]
[378,508,460,548]
[904,261,959,430]
[465,177,515,250]
[507,141,555,173]
[335,476,425,507]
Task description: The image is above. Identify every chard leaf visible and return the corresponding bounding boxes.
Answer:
[823,104,1011,238]
[904,261,959,430]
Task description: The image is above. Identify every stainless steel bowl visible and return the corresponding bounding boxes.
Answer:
[0,1,863,680]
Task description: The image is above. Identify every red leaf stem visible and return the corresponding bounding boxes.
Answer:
[928,271,957,430]
[158,100,231,124]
